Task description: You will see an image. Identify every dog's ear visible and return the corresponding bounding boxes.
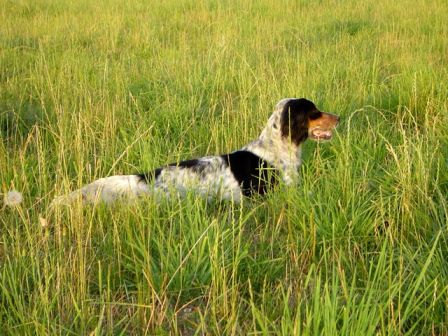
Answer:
[280,98,316,145]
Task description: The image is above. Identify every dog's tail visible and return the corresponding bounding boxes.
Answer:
[50,175,150,207]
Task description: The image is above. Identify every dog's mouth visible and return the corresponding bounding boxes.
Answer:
[309,128,333,141]
[307,111,339,142]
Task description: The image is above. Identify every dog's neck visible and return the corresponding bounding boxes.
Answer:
[242,113,303,185]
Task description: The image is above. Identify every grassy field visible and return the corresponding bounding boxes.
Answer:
[1,0,448,334]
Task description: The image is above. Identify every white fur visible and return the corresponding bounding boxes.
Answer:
[153,156,242,202]
[51,175,150,205]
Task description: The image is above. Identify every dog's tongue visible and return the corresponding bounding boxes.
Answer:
[311,129,332,140]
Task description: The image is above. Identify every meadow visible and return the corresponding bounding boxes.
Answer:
[1,0,448,334]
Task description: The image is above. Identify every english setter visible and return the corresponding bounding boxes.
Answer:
[52,98,339,205]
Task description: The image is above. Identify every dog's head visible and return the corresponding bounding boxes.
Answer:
[275,98,339,145]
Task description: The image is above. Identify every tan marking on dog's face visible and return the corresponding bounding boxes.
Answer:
[308,112,339,141]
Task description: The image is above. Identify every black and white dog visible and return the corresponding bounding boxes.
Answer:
[52,98,339,205]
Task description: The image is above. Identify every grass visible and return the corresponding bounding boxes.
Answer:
[1,0,448,334]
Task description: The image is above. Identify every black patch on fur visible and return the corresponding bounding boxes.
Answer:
[280,98,320,145]
[137,168,162,183]
[221,151,277,196]
[137,159,207,183]
[171,159,203,171]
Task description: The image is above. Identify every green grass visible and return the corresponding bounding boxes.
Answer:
[1,0,448,334]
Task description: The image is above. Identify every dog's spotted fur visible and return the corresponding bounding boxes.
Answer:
[51,98,339,205]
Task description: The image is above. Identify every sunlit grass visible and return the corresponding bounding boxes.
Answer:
[1,0,448,334]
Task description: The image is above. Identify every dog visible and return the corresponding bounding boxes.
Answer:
[51,98,339,206]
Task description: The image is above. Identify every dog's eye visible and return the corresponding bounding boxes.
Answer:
[309,111,322,120]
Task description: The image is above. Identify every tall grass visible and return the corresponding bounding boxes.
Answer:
[1,0,448,334]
